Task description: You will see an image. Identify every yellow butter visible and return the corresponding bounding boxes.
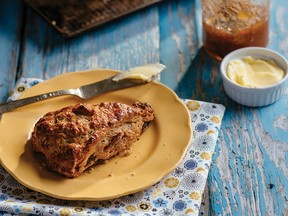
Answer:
[227,56,285,88]
[113,64,166,81]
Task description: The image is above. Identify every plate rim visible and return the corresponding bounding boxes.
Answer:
[0,69,192,201]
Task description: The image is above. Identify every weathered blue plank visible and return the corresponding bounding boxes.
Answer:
[158,0,199,90]
[0,0,23,103]
[260,3,288,143]
[160,0,288,215]
[19,5,160,80]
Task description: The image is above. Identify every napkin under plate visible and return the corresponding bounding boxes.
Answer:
[0,78,225,216]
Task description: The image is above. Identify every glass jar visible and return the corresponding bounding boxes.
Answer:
[202,0,270,61]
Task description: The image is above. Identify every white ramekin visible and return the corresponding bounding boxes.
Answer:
[220,47,288,107]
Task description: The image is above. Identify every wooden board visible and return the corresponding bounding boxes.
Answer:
[0,1,24,102]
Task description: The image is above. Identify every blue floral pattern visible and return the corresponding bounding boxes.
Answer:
[184,159,198,170]
[1,79,225,216]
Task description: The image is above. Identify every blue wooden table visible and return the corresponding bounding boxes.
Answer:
[0,0,287,215]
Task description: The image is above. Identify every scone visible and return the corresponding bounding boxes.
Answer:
[31,102,154,178]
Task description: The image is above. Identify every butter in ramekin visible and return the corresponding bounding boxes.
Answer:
[226,56,285,88]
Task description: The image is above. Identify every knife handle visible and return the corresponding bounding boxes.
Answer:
[0,90,71,115]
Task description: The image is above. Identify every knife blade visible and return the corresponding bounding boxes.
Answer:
[0,63,166,115]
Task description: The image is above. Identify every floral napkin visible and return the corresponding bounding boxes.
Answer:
[0,78,225,216]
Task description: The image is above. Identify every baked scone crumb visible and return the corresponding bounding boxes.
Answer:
[31,102,154,178]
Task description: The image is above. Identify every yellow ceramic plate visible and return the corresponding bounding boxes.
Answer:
[0,69,192,201]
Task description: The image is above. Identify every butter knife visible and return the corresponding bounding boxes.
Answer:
[0,63,166,115]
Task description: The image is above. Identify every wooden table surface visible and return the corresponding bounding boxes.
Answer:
[1,0,287,215]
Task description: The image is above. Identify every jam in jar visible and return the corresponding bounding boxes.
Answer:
[202,0,270,61]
